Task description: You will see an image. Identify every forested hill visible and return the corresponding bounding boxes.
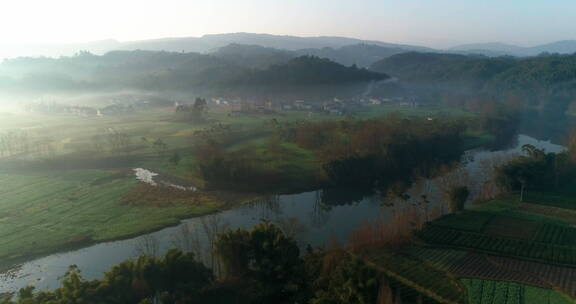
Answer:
[370,52,576,96]
[203,43,416,69]
[295,44,409,68]
[370,52,514,88]
[0,51,388,92]
[211,44,294,69]
[249,56,388,85]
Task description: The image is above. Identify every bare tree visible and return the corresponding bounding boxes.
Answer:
[201,215,229,277]
[475,154,517,201]
[170,222,204,261]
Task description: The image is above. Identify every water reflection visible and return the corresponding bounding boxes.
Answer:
[242,195,282,219]
[318,186,376,208]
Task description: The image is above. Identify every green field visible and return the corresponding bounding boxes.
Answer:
[417,199,576,266]
[0,107,255,268]
[0,169,236,268]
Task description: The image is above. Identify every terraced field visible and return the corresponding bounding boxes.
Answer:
[410,247,576,297]
[518,203,576,224]
[419,224,576,265]
[378,197,576,303]
[533,224,576,245]
[488,255,576,298]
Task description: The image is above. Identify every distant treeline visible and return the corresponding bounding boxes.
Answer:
[0,51,387,93]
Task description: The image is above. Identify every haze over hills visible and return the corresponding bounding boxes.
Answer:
[369,50,576,121]
[450,40,576,56]
[0,49,387,95]
[0,33,433,60]
[119,32,435,53]
[0,40,122,60]
[3,32,576,64]
[295,44,409,68]
[211,44,294,69]
[213,43,415,68]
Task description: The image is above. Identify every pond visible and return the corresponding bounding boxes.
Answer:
[0,134,565,293]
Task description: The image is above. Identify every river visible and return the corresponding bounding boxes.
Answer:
[0,134,565,293]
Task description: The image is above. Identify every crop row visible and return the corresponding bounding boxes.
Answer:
[430,211,494,233]
[462,279,574,304]
[489,255,576,298]
[411,247,576,297]
[407,247,467,269]
[418,226,576,266]
[533,224,576,246]
[464,279,524,304]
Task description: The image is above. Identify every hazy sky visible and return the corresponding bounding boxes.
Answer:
[1,0,574,48]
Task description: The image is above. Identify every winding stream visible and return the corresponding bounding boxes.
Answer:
[0,135,565,293]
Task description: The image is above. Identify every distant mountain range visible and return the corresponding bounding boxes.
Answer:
[2,32,576,69]
[119,32,434,54]
[0,33,433,60]
[450,40,576,57]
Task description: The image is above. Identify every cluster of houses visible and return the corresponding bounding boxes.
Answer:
[280,99,351,116]
[167,92,423,120]
[360,96,420,107]
[199,97,352,116]
[200,95,421,117]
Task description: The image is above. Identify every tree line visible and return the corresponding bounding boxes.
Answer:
[192,114,472,194]
[495,132,576,195]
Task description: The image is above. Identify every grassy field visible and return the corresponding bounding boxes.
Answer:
[0,107,249,268]
[0,169,244,269]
